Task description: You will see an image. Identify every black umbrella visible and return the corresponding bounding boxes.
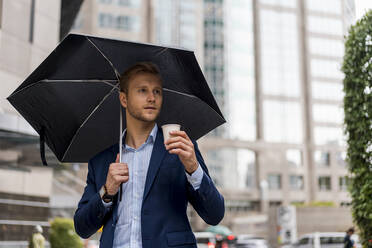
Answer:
[6,33,226,166]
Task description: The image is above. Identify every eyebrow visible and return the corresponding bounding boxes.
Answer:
[134,85,162,90]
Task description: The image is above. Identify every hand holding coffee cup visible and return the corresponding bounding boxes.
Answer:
[162,124,198,174]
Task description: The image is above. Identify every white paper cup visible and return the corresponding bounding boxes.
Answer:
[162,124,181,142]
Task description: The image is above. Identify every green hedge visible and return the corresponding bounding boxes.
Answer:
[49,217,83,248]
[342,10,372,247]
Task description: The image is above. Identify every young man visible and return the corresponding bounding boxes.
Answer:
[74,62,225,248]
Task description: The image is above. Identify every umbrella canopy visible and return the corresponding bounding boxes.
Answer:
[7,33,225,165]
[205,225,232,237]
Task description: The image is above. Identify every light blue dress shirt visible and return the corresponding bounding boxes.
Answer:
[103,124,204,248]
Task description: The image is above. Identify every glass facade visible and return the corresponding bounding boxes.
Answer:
[260,9,300,97]
[205,148,256,190]
[260,0,296,8]
[225,0,255,141]
[308,37,344,57]
[312,104,344,124]
[306,0,342,15]
[312,82,344,101]
[307,16,343,36]
[263,100,302,143]
[204,0,226,137]
[154,0,199,51]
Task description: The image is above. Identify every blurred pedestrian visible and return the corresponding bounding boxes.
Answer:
[344,227,355,248]
[28,225,45,248]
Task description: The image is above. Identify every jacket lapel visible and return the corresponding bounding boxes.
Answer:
[142,128,166,202]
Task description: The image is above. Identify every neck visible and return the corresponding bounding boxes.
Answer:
[125,115,156,149]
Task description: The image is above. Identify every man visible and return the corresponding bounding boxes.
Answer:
[344,227,355,248]
[29,225,45,248]
[74,62,225,248]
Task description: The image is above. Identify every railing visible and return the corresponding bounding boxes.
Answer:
[0,241,50,248]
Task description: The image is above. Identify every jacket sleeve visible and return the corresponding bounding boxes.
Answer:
[187,141,225,225]
[73,157,112,238]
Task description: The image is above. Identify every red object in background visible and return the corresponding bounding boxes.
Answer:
[221,241,229,248]
[227,235,235,240]
[207,242,215,248]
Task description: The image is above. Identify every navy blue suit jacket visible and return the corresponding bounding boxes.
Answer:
[74,128,225,248]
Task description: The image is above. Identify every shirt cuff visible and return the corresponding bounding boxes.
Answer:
[186,163,204,190]
[101,199,113,208]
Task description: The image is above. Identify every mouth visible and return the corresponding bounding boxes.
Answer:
[144,107,156,110]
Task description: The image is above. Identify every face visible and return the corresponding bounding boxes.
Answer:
[119,73,163,123]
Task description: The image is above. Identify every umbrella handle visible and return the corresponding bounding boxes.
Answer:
[119,104,123,201]
[40,127,48,166]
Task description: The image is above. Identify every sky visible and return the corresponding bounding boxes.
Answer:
[355,0,372,20]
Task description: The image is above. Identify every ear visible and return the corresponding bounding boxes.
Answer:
[119,91,127,108]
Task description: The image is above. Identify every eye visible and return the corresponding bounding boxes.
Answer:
[138,88,146,93]
[154,89,162,95]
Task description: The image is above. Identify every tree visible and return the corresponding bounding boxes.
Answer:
[342,10,372,247]
[49,217,83,248]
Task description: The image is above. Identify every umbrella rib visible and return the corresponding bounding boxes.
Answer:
[40,79,120,90]
[163,88,198,98]
[86,37,121,81]
[7,80,119,98]
[163,88,226,122]
[61,83,120,161]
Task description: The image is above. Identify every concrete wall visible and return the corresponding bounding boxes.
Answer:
[0,0,61,134]
[0,166,53,197]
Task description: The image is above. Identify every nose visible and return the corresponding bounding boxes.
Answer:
[147,92,155,102]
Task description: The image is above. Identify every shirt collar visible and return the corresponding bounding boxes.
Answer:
[121,123,158,150]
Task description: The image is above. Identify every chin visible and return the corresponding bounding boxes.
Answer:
[141,115,158,123]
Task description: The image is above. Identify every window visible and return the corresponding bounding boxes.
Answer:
[268,174,282,190]
[312,104,344,124]
[290,175,304,190]
[99,13,114,27]
[339,176,350,191]
[260,10,300,97]
[117,16,131,30]
[307,16,343,36]
[314,151,330,166]
[260,0,296,8]
[118,0,130,5]
[205,148,256,190]
[318,176,331,191]
[309,37,344,58]
[336,151,347,167]
[310,59,343,80]
[314,126,344,146]
[263,100,303,144]
[298,238,310,245]
[306,0,342,15]
[312,81,343,101]
[286,149,302,167]
[320,236,344,245]
[98,13,138,31]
